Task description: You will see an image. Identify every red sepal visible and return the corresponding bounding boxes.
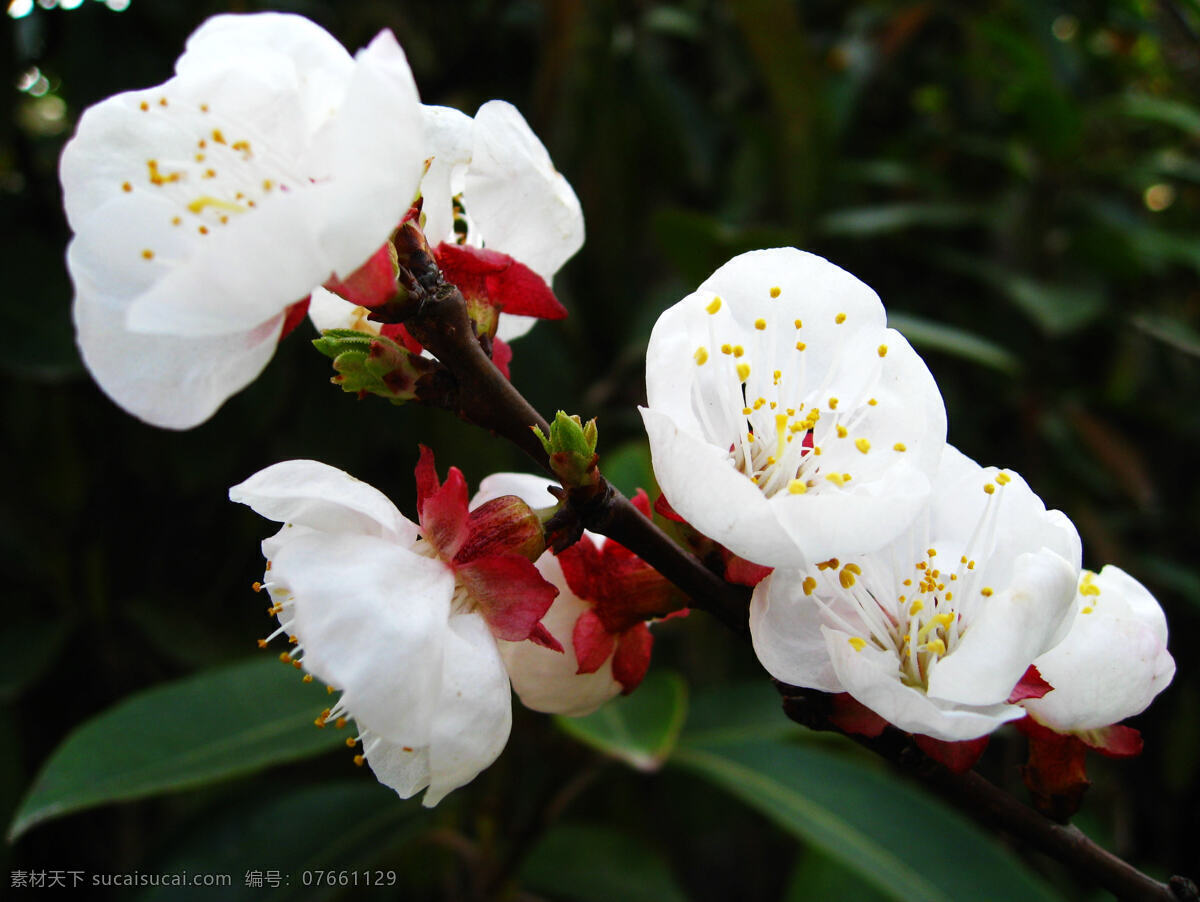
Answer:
[324,242,397,309]
[455,554,560,647]
[492,337,513,379]
[1017,716,1090,819]
[1007,664,1054,704]
[434,243,567,319]
[573,608,616,674]
[612,623,653,694]
[724,553,773,588]
[914,734,990,773]
[381,323,424,355]
[414,446,469,560]
[654,493,686,523]
[1078,724,1143,758]
[280,296,311,341]
[829,693,888,738]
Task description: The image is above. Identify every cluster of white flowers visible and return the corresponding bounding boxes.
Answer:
[641,248,1174,748]
[62,12,1176,808]
[61,13,593,805]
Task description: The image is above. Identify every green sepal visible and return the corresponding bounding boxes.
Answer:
[312,330,437,405]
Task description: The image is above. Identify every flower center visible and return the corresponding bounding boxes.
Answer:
[128,94,310,263]
[688,290,903,499]
[809,473,1011,691]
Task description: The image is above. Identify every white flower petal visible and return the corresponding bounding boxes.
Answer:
[471,472,558,511]
[73,269,280,429]
[364,612,512,806]
[926,549,1078,706]
[825,627,1024,741]
[266,529,454,746]
[363,731,431,800]
[749,570,845,692]
[422,612,513,806]
[230,459,417,543]
[419,104,474,246]
[1024,566,1175,731]
[499,552,622,716]
[641,407,807,566]
[312,28,424,278]
[464,100,584,283]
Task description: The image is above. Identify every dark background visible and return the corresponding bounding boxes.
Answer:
[3,1,1199,899]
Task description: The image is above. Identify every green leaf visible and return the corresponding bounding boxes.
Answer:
[555,670,688,771]
[782,846,894,902]
[817,203,985,238]
[673,739,1062,902]
[1108,93,1200,137]
[9,656,349,839]
[1129,313,1200,359]
[930,251,1105,335]
[681,681,804,746]
[520,823,689,902]
[139,782,424,902]
[886,312,1021,374]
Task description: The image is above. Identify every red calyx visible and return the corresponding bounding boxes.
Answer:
[434,242,567,321]
[413,446,561,651]
[1007,664,1054,704]
[324,242,399,310]
[557,489,685,694]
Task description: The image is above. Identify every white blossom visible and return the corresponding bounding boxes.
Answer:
[63,13,425,427]
[1022,566,1175,734]
[231,458,536,806]
[750,446,1081,741]
[642,248,946,566]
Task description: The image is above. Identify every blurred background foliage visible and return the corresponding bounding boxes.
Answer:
[2,0,1199,899]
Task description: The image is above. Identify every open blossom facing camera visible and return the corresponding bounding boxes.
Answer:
[63,13,425,428]
[641,248,946,567]
[750,446,1081,741]
[229,450,559,806]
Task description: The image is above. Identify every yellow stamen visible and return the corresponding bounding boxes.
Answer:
[706,297,722,314]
